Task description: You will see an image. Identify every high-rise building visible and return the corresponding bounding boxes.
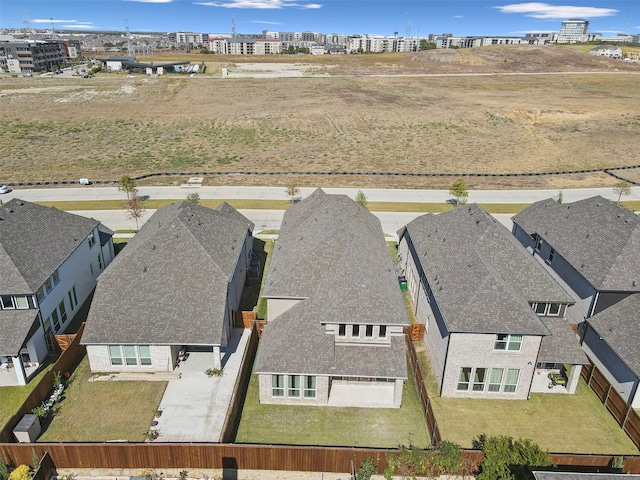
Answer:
[558,19,589,43]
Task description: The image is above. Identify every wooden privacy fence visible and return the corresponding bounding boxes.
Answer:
[0,324,86,443]
[32,452,54,480]
[53,333,78,353]
[404,328,442,446]
[581,359,640,450]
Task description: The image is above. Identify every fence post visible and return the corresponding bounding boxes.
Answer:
[431,421,438,447]
[587,362,595,386]
[604,384,612,406]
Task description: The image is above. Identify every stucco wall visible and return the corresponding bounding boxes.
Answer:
[442,332,540,399]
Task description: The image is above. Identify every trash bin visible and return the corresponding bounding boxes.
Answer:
[398,276,407,291]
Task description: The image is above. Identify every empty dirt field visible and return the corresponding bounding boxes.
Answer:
[1,46,639,189]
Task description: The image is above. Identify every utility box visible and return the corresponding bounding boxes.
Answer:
[79,178,90,185]
[13,414,41,443]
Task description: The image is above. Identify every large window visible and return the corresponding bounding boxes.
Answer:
[457,367,472,391]
[68,286,78,311]
[37,270,60,302]
[51,309,60,332]
[108,345,152,367]
[15,296,29,309]
[338,324,346,337]
[504,369,520,393]
[352,325,360,338]
[473,368,487,391]
[532,303,561,317]
[365,325,373,337]
[1,296,15,310]
[379,325,387,338]
[288,375,301,397]
[488,368,504,392]
[58,300,67,324]
[494,334,523,351]
[272,375,284,397]
[304,376,317,398]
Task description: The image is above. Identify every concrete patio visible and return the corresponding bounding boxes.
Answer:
[0,363,39,387]
[151,328,250,442]
[327,381,396,408]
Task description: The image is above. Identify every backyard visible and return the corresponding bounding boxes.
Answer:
[413,342,638,454]
[235,362,429,448]
[37,355,167,442]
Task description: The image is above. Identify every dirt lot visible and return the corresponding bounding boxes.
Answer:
[1,45,639,189]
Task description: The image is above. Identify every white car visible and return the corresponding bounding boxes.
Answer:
[0,185,10,194]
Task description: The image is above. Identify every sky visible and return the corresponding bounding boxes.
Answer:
[0,0,638,37]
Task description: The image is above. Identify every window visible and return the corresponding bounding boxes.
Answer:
[547,248,555,263]
[488,368,504,392]
[123,345,137,366]
[138,345,152,365]
[352,325,360,337]
[379,325,387,338]
[473,368,487,391]
[288,375,300,397]
[535,236,543,251]
[109,345,123,366]
[68,286,78,310]
[534,303,547,315]
[457,367,471,391]
[304,376,316,398]
[43,318,51,334]
[51,269,59,285]
[272,375,284,397]
[504,369,520,393]
[365,325,373,337]
[88,231,95,248]
[98,252,103,270]
[15,296,29,309]
[547,303,561,316]
[58,300,67,324]
[36,287,44,303]
[495,334,523,351]
[338,324,346,337]
[51,309,60,332]
[90,263,94,275]
[1,296,15,310]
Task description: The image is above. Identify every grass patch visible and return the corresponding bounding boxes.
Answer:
[255,239,274,320]
[235,363,429,448]
[37,355,167,442]
[413,344,638,454]
[0,360,55,431]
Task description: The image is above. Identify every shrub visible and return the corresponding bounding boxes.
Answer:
[473,434,552,480]
[8,465,31,480]
[0,458,9,480]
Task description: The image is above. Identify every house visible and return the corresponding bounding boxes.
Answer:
[254,189,409,408]
[397,205,587,399]
[0,199,114,385]
[82,201,253,373]
[511,196,640,322]
[581,293,640,408]
[589,45,622,58]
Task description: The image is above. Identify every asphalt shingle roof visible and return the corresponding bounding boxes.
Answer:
[82,201,252,346]
[512,196,640,291]
[0,199,100,293]
[401,204,573,335]
[538,318,588,365]
[0,310,40,357]
[587,293,640,378]
[255,189,409,378]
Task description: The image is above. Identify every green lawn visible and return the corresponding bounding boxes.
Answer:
[235,363,429,448]
[413,343,638,454]
[0,361,54,432]
[37,356,167,442]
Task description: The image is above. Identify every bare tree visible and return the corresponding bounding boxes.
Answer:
[125,188,146,231]
[118,175,137,200]
[613,180,632,204]
[285,182,300,205]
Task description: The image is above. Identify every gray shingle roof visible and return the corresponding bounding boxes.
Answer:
[537,318,588,365]
[512,196,640,291]
[0,310,40,357]
[82,201,252,346]
[587,293,640,377]
[0,199,101,293]
[401,205,573,335]
[255,189,408,378]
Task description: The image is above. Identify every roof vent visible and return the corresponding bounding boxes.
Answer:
[18,201,24,206]
[586,233,589,238]
[490,284,498,291]
[468,261,475,268]
[152,245,155,250]
[492,231,499,238]
[143,266,147,273]
[633,280,637,287]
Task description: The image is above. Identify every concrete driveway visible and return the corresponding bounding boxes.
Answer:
[152,328,250,443]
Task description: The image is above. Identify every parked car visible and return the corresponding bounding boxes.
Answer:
[0,185,10,194]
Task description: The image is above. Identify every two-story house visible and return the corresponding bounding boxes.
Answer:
[511,196,640,322]
[397,205,587,399]
[82,202,254,374]
[0,199,114,385]
[254,189,409,408]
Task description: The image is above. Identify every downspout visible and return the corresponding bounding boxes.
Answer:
[588,291,600,318]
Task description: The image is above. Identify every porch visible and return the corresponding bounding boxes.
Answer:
[0,360,39,387]
[530,368,570,394]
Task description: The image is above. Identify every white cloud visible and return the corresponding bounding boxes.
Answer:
[32,19,78,23]
[62,24,99,29]
[194,0,321,9]
[495,3,618,19]
[124,0,173,3]
[249,20,284,24]
[454,15,464,18]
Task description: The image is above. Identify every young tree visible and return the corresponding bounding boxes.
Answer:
[355,190,368,209]
[125,188,146,231]
[185,192,200,204]
[613,180,632,204]
[449,178,469,206]
[118,175,137,200]
[285,182,300,205]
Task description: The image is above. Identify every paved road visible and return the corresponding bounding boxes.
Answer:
[3,185,639,204]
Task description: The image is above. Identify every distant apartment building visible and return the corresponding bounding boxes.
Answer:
[525,32,558,44]
[208,37,229,54]
[347,34,422,53]
[0,39,75,73]
[229,36,281,55]
[436,35,538,49]
[172,31,206,48]
[557,19,589,43]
